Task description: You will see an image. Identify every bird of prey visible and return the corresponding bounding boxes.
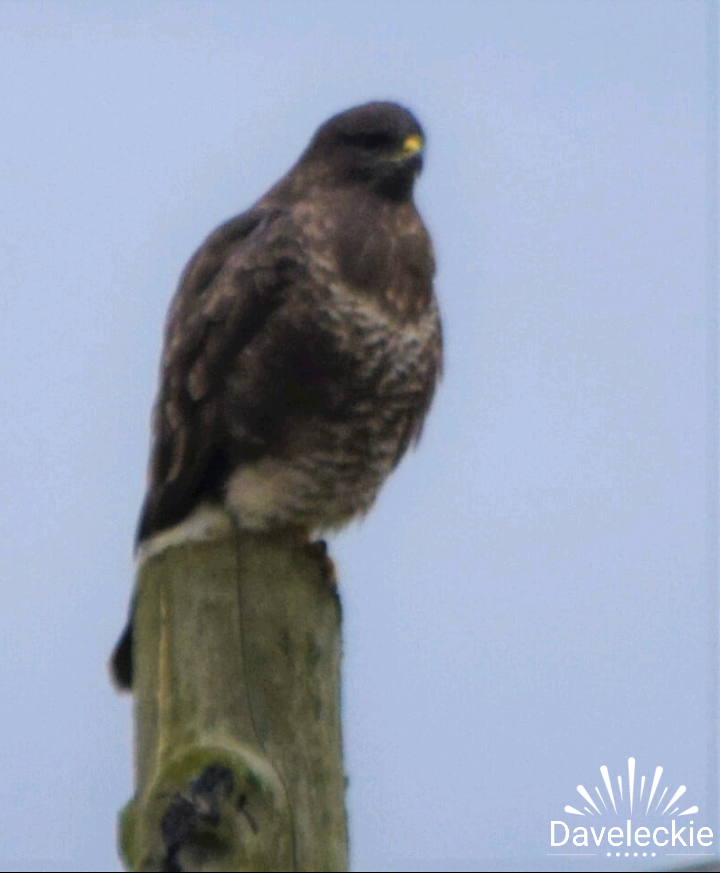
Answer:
[111,101,442,688]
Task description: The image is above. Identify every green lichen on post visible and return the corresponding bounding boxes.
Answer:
[118,524,347,872]
[120,743,292,872]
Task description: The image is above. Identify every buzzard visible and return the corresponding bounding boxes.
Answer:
[111,101,442,688]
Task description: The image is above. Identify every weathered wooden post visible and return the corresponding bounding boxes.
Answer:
[117,520,347,872]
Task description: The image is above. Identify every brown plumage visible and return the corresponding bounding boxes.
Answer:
[111,101,442,688]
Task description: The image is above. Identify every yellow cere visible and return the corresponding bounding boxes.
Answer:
[401,133,423,156]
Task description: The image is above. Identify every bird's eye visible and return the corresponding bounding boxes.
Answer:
[343,132,394,150]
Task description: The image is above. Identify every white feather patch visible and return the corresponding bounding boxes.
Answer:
[135,505,235,566]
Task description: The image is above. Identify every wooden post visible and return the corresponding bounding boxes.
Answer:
[118,524,348,872]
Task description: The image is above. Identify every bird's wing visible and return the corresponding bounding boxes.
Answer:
[136,207,301,544]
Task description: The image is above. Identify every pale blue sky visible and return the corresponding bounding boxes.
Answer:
[0,2,714,870]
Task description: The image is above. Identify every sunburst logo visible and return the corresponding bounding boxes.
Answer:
[565,757,698,817]
[549,757,714,862]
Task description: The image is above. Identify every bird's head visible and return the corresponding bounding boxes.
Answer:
[302,101,425,201]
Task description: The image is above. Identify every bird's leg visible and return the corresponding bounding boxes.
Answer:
[305,538,338,591]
